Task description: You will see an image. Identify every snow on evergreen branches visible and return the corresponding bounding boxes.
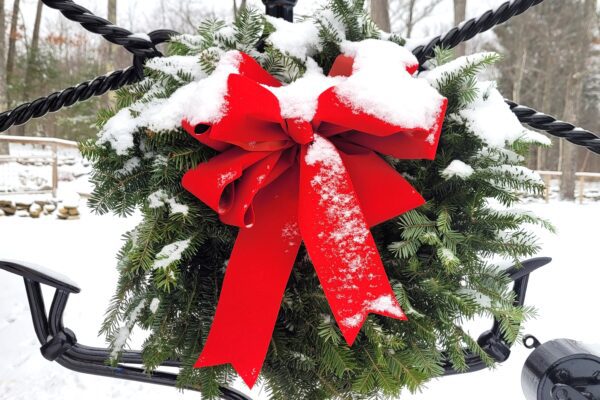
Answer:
[148,190,189,216]
[152,239,191,271]
[84,2,553,398]
[442,160,474,180]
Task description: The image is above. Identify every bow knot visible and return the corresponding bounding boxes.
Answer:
[180,45,448,387]
[285,118,314,145]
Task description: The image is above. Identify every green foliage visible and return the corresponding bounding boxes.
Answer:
[82,1,551,399]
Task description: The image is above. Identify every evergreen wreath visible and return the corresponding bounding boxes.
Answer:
[81,1,553,398]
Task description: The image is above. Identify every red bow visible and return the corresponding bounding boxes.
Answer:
[181,51,447,387]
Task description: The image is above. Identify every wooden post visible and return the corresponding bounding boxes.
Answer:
[543,174,551,203]
[578,175,585,205]
[52,143,58,198]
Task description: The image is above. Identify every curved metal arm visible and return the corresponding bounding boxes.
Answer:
[442,257,552,375]
[1,257,551,397]
[0,260,251,400]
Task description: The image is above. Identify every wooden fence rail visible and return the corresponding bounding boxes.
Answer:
[0,135,79,197]
[536,170,600,204]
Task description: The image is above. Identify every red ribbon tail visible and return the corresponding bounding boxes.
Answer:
[195,167,301,388]
[299,135,406,346]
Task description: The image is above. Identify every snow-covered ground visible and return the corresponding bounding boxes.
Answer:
[1,200,599,400]
[0,143,91,195]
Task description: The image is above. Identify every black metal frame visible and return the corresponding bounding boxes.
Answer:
[0,257,551,399]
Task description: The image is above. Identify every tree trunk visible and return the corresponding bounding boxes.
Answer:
[0,0,6,153]
[105,0,117,105]
[405,0,417,37]
[6,0,20,97]
[371,0,391,33]
[0,0,6,111]
[453,0,467,56]
[106,0,117,65]
[559,0,597,200]
[17,0,43,136]
[559,78,579,200]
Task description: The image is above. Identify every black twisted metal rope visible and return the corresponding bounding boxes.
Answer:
[0,68,139,132]
[40,0,160,58]
[412,0,545,65]
[0,30,176,133]
[507,101,600,155]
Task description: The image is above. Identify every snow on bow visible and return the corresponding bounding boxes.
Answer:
[180,40,447,387]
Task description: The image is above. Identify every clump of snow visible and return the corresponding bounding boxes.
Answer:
[442,160,474,180]
[265,59,342,121]
[115,157,141,177]
[110,300,146,360]
[149,298,160,314]
[152,239,191,270]
[97,108,138,155]
[459,81,546,148]
[305,134,344,169]
[145,55,206,81]
[148,190,189,216]
[520,129,552,146]
[342,295,405,328]
[97,51,243,155]
[266,16,321,59]
[334,39,446,130]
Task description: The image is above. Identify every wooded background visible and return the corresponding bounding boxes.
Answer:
[0,0,598,200]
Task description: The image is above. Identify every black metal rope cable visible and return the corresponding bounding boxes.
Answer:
[0,67,139,132]
[0,30,176,133]
[411,0,545,65]
[507,101,600,155]
[40,0,160,58]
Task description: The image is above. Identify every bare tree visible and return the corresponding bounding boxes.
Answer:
[371,0,391,32]
[390,0,443,38]
[6,0,20,93]
[559,0,597,200]
[107,0,117,67]
[0,0,6,152]
[16,0,44,135]
[454,0,467,56]
[0,0,6,111]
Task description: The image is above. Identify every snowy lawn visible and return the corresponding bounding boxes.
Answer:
[1,201,599,400]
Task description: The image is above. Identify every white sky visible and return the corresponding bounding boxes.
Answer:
[11,0,510,40]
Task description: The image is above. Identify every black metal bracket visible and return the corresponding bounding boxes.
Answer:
[0,260,251,400]
[0,257,551,397]
[442,257,552,375]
